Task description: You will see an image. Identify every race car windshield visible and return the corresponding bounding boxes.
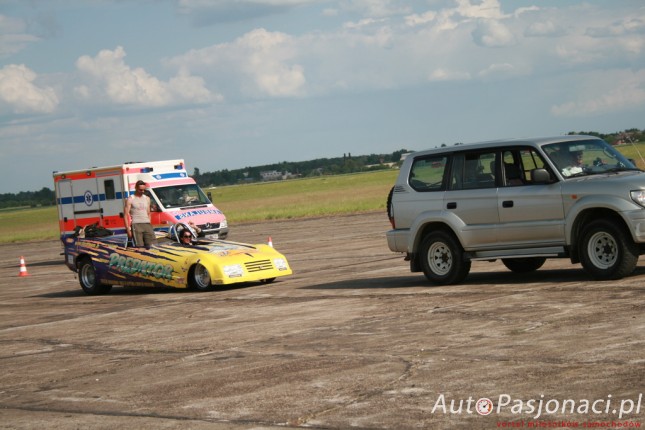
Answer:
[543,139,638,178]
[151,184,210,209]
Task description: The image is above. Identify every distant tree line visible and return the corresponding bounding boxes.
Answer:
[0,188,56,209]
[193,149,411,187]
[567,128,644,145]
[2,129,643,208]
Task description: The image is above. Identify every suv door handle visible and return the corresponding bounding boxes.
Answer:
[502,200,514,208]
[447,202,457,209]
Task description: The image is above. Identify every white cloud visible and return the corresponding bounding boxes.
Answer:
[586,16,645,38]
[514,6,540,18]
[236,29,307,97]
[478,63,521,79]
[164,1,645,101]
[343,17,387,30]
[524,20,566,38]
[339,0,412,18]
[471,19,515,47]
[0,15,40,57]
[405,11,437,27]
[428,68,471,82]
[0,64,59,113]
[455,0,507,20]
[74,46,218,106]
[176,0,317,25]
[178,0,312,7]
[167,29,306,97]
[551,69,645,117]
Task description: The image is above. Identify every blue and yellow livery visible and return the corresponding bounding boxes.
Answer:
[63,223,292,294]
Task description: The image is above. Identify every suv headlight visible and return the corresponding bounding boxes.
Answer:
[630,190,645,208]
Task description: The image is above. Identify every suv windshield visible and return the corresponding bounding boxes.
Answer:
[543,139,638,178]
[151,184,209,209]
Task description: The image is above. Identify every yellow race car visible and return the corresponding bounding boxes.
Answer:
[62,223,292,294]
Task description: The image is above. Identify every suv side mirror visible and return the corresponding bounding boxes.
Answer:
[531,168,552,184]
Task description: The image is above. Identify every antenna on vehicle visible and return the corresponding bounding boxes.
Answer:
[623,133,645,169]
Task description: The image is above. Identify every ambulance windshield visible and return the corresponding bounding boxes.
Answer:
[151,184,210,209]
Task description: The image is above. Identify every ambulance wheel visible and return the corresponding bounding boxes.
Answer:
[78,257,112,295]
[189,263,213,291]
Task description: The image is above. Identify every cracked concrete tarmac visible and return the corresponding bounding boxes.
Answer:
[0,212,644,429]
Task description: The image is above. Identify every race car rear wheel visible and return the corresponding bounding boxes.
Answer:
[78,257,112,295]
[189,263,213,291]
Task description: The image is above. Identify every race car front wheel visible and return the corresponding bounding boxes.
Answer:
[189,263,213,291]
[78,257,112,295]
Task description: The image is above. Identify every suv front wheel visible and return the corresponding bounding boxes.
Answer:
[419,231,471,285]
[579,219,639,280]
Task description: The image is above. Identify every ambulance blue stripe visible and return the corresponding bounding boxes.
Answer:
[58,194,111,205]
[58,192,129,204]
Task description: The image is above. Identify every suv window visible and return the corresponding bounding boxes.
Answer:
[409,156,447,191]
[451,151,496,190]
[502,147,552,185]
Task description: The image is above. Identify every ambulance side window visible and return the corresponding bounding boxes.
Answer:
[104,180,115,200]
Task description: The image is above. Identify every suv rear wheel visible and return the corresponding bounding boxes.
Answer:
[579,219,639,280]
[419,231,471,285]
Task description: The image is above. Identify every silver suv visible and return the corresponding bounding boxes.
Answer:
[386,135,645,284]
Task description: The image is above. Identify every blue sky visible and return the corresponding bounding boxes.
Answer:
[0,0,643,193]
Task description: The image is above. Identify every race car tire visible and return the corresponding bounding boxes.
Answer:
[78,257,112,295]
[260,278,276,284]
[188,263,214,291]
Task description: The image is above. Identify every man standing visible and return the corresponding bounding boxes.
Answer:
[125,180,155,249]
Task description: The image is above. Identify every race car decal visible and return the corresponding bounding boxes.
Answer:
[108,253,173,280]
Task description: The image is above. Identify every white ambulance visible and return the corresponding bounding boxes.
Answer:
[53,159,228,239]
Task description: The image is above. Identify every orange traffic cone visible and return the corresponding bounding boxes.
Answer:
[18,256,29,277]
[267,237,273,248]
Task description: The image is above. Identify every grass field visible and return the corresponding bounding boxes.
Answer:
[0,169,398,244]
[2,141,644,244]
